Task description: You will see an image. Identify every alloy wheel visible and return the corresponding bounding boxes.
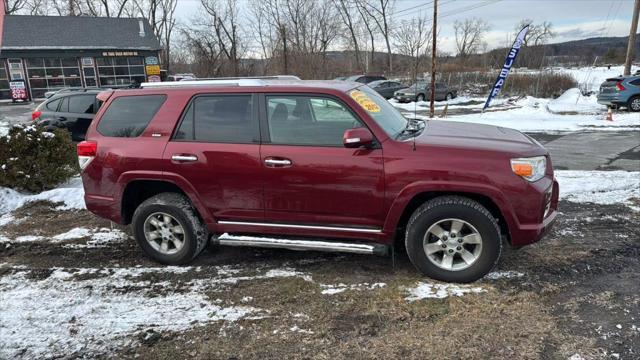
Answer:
[631,98,640,111]
[422,218,483,271]
[143,212,186,255]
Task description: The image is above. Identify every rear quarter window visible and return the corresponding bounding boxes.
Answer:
[97,95,166,137]
[46,98,61,111]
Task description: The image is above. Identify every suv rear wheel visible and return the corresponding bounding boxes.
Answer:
[628,96,640,112]
[132,192,208,265]
[416,94,425,102]
[405,196,501,283]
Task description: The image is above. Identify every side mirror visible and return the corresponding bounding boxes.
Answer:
[343,127,374,148]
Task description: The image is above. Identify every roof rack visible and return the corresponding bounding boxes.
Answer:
[140,75,301,88]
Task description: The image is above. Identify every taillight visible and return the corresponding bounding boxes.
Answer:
[77,141,97,170]
[32,110,42,121]
[616,82,626,91]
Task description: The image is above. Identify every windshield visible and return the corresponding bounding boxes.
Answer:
[349,86,408,138]
[409,81,428,89]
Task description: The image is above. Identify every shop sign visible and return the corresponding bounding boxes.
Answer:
[145,65,161,76]
[147,75,161,82]
[101,51,139,57]
[145,56,159,65]
[10,81,29,101]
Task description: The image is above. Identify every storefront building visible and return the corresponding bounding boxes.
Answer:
[0,14,161,100]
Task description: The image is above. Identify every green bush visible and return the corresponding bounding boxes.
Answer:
[0,125,78,192]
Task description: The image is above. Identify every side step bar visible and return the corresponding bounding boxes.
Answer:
[213,233,389,256]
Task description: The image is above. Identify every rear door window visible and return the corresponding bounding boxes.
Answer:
[174,95,257,143]
[97,95,166,137]
[69,95,97,114]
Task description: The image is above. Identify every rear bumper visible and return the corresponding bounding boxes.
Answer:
[84,193,123,224]
[509,179,559,247]
[597,94,628,106]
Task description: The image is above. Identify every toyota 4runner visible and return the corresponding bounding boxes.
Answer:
[78,78,558,283]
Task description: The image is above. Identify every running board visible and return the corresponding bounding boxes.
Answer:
[213,233,389,256]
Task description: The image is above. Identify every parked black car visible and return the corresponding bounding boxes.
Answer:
[394,81,457,103]
[368,80,406,99]
[345,74,387,84]
[32,89,102,141]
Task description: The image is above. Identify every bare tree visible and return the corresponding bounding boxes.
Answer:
[358,0,395,74]
[515,19,554,46]
[355,1,377,72]
[201,0,242,76]
[453,17,490,59]
[393,15,431,80]
[126,0,178,71]
[5,0,29,14]
[334,0,364,72]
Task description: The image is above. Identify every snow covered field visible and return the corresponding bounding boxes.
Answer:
[394,90,639,133]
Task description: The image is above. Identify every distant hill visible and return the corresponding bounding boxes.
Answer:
[544,34,639,58]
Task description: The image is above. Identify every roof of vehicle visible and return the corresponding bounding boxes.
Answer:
[46,88,104,100]
[133,79,363,93]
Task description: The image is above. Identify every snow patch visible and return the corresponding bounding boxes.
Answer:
[405,282,486,301]
[485,271,525,280]
[0,177,85,215]
[52,227,92,241]
[546,88,605,114]
[0,266,259,359]
[556,171,640,207]
[320,282,386,295]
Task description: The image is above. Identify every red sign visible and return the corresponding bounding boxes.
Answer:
[10,81,29,101]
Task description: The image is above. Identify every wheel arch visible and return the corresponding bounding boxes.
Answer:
[120,176,213,229]
[384,186,515,245]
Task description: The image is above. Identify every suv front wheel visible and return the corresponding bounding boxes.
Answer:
[132,192,208,265]
[405,196,502,283]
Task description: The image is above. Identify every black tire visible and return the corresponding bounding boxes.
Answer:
[627,96,640,112]
[405,196,502,283]
[445,93,453,101]
[132,192,208,265]
[416,94,425,102]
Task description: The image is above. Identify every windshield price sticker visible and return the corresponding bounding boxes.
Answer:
[350,90,381,113]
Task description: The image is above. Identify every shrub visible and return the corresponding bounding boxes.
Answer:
[0,125,78,192]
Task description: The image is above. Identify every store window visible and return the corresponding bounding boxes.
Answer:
[96,57,146,87]
[25,57,81,98]
[0,65,10,100]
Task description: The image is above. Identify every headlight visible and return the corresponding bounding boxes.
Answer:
[510,156,546,182]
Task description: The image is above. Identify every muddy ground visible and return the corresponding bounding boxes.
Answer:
[1,198,638,359]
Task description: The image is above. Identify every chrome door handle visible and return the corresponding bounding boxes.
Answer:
[264,158,292,166]
[171,154,198,162]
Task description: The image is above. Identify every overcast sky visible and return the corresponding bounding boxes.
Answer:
[173,0,636,54]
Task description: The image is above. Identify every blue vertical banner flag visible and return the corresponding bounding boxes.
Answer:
[483,25,530,111]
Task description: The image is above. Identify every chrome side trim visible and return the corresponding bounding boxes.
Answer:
[217,221,382,234]
[215,233,387,255]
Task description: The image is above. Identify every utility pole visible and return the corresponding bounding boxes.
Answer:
[624,0,639,75]
[429,0,437,118]
[280,25,289,74]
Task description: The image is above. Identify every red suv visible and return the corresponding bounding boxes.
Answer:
[78,78,558,283]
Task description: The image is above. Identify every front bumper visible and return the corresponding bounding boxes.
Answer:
[510,178,559,247]
[395,94,416,102]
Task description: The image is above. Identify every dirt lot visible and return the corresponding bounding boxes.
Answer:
[1,197,638,359]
